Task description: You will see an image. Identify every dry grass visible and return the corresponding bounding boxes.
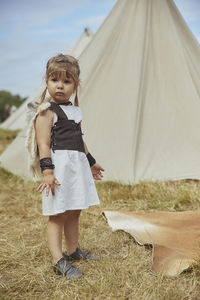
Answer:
[1,130,200,299]
[0,129,19,155]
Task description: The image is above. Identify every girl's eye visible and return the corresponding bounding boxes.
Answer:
[64,80,71,84]
[51,78,57,82]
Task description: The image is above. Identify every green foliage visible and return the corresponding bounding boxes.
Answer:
[0,90,26,122]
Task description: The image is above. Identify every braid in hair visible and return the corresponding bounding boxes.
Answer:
[74,90,79,106]
[40,87,47,105]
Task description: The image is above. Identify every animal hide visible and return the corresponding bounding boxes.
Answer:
[104,210,200,276]
[25,101,51,181]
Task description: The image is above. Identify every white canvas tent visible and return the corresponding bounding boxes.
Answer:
[1,0,200,184]
[77,0,200,183]
[0,28,93,178]
[0,28,93,131]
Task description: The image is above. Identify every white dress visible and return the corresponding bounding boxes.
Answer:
[42,105,100,216]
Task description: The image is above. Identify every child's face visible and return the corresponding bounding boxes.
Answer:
[47,74,75,103]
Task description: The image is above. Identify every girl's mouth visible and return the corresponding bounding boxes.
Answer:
[55,92,64,96]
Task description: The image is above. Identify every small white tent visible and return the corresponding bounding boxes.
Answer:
[0,28,93,178]
[66,27,93,59]
[0,28,93,131]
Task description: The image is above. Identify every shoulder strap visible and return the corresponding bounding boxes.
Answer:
[49,102,68,120]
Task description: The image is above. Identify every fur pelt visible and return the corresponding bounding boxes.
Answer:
[25,101,51,181]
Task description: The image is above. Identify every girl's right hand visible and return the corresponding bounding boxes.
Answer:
[37,171,61,196]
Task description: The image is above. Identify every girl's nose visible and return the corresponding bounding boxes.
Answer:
[57,80,63,88]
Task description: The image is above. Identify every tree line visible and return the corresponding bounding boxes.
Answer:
[0,90,26,122]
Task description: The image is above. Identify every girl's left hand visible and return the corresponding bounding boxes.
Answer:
[91,163,104,180]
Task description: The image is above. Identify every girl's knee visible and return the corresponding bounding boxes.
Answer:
[49,212,67,223]
[67,210,81,218]
[49,210,81,223]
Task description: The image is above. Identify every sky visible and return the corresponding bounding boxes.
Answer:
[0,0,200,99]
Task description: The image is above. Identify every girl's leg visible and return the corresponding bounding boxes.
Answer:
[64,210,81,255]
[47,212,68,264]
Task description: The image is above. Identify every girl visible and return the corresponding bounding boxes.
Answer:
[30,54,104,280]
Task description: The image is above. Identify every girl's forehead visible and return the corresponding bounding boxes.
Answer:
[48,70,73,80]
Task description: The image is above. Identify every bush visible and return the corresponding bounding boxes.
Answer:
[0,90,26,122]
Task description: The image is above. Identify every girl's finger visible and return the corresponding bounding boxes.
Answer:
[46,185,50,196]
[54,179,61,185]
[94,175,99,180]
[42,184,48,192]
[38,185,45,193]
[97,174,102,180]
[51,184,55,196]
[38,187,43,193]
[37,184,43,191]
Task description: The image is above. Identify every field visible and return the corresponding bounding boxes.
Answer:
[1,128,200,300]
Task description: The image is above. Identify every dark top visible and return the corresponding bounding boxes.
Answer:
[49,102,85,153]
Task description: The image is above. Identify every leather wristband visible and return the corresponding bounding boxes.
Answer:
[40,157,55,172]
[86,152,96,167]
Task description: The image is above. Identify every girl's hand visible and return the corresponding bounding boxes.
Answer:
[37,171,61,196]
[91,163,104,180]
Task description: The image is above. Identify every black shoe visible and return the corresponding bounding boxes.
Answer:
[53,257,83,279]
[63,248,99,261]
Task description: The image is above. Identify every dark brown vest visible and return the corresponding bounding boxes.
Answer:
[49,102,85,153]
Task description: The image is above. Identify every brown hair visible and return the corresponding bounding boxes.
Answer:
[40,54,80,106]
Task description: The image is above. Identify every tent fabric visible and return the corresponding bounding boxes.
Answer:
[0,128,30,178]
[77,0,200,183]
[104,210,200,276]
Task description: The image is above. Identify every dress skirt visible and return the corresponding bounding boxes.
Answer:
[42,150,100,216]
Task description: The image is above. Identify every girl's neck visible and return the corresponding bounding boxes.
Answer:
[50,98,71,104]
[50,98,72,106]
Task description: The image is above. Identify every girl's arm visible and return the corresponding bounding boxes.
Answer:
[83,141,104,180]
[83,141,89,154]
[35,109,60,196]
